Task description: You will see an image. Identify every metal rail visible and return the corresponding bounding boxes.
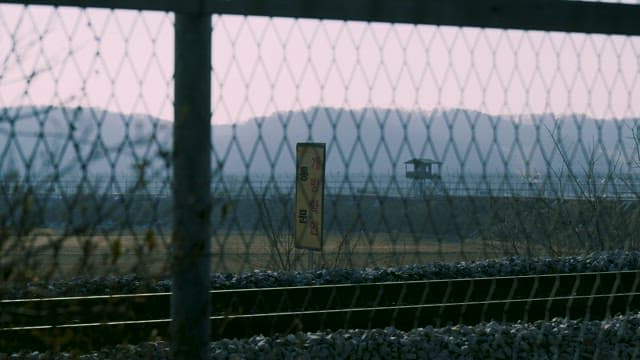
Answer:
[2,270,639,351]
[3,0,640,36]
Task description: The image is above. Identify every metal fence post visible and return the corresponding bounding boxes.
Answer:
[172,10,212,360]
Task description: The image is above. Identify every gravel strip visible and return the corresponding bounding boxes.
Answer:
[3,251,640,358]
[2,251,640,299]
[3,313,640,359]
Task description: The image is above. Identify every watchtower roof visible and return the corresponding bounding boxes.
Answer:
[404,158,442,165]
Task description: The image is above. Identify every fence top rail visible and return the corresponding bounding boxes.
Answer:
[4,0,640,36]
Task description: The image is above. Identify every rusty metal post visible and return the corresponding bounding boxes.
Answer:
[172,9,212,360]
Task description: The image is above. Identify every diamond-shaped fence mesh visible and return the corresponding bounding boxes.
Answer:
[0,6,174,279]
[209,16,640,272]
[1,1,640,357]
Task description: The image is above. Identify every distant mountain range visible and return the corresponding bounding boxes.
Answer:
[0,106,637,180]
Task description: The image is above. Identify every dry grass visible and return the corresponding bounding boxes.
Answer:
[211,232,491,272]
[2,229,497,280]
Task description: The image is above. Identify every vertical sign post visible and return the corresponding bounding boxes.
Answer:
[295,143,325,254]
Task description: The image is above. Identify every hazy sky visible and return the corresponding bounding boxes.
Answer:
[0,3,639,124]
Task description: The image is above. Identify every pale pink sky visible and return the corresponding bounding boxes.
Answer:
[0,4,639,124]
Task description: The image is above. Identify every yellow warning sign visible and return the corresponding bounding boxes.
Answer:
[295,143,325,250]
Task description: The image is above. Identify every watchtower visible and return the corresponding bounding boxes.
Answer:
[404,158,442,197]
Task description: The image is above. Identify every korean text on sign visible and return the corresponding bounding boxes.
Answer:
[295,143,325,250]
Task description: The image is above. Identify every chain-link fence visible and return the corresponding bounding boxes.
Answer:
[0,6,174,280]
[2,0,640,357]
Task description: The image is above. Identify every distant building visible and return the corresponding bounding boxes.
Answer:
[404,158,443,197]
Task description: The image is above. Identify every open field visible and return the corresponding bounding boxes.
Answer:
[2,193,638,281]
[1,229,495,281]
